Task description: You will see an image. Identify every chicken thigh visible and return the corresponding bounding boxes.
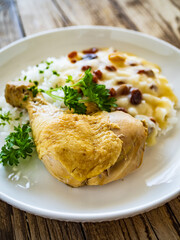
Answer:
[5,82,147,187]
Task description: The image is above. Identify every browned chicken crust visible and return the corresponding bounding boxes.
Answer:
[5,82,147,187]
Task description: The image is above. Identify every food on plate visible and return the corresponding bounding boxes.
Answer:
[5,81,147,187]
[0,47,177,187]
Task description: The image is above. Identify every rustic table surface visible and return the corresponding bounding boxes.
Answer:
[0,0,180,239]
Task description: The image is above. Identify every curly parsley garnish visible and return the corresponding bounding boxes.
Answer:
[15,112,23,121]
[46,61,53,65]
[0,123,35,166]
[40,85,86,114]
[0,111,12,126]
[52,70,60,77]
[27,81,39,98]
[66,75,74,84]
[62,86,86,114]
[74,69,117,112]
[40,70,117,114]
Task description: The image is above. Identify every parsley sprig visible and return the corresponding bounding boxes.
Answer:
[40,85,86,114]
[73,69,117,112]
[40,70,117,114]
[0,111,12,126]
[23,81,39,101]
[0,123,35,166]
[63,86,86,114]
[28,81,39,97]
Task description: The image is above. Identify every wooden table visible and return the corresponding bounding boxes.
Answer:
[0,0,180,239]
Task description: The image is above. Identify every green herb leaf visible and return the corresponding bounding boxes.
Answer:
[23,95,29,101]
[74,69,117,112]
[15,112,23,121]
[27,85,39,97]
[62,86,86,114]
[40,70,117,114]
[52,70,60,77]
[66,75,74,83]
[41,86,86,114]
[39,70,44,74]
[46,61,53,65]
[0,123,35,166]
[0,111,12,126]
[33,81,39,86]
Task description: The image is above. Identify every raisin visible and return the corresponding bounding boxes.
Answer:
[116,107,128,113]
[137,69,155,78]
[93,70,102,79]
[71,59,77,64]
[116,84,131,96]
[81,65,91,71]
[68,51,77,58]
[109,88,116,97]
[83,54,97,60]
[150,117,156,123]
[116,80,125,85]
[150,84,158,91]
[83,48,98,54]
[130,89,142,105]
[129,61,138,66]
[105,65,117,71]
[92,75,98,83]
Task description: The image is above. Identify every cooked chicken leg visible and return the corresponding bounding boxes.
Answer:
[5,82,147,187]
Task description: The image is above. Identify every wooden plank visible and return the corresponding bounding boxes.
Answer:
[122,214,158,240]
[44,219,85,240]
[118,0,180,48]
[16,0,142,35]
[11,208,30,240]
[0,0,25,48]
[82,221,125,240]
[170,0,180,10]
[165,197,180,237]
[25,213,51,240]
[145,204,180,240]
[25,213,85,240]
[168,196,180,224]
[0,201,14,240]
[16,0,64,35]
[54,0,127,27]
[16,0,180,48]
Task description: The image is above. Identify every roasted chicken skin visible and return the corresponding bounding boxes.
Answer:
[5,82,147,187]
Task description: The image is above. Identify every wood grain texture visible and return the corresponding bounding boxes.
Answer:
[25,213,86,240]
[0,0,24,48]
[0,0,180,239]
[15,0,180,47]
[0,201,14,240]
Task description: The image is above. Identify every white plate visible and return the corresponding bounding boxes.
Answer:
[0,26,180,222]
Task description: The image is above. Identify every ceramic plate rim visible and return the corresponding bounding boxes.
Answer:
[1,187,179,222]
